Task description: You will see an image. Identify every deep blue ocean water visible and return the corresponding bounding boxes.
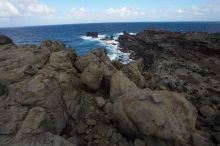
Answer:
[0,22,220,62]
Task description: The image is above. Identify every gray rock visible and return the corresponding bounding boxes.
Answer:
[94,96,106,108]
[112,88,197,146]
[110,71,137,102]
[11,132,76,146]
[80,63,103,90]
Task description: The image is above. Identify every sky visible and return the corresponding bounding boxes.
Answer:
[0,0,220,27]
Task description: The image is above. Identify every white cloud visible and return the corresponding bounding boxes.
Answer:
[106,7,145,17]
[27,3,53,14]
[0,0,20,19]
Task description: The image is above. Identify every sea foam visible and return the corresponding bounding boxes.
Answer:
[80,33,133,64]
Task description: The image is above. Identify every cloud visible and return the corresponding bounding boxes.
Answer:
[0,0,54,20]
[0,0,20,19]
[106,7,145,17]
[27,3,53,14]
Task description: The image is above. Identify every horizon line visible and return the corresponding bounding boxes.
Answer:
[1,21,220,29]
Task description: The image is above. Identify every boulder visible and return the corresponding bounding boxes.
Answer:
[75,53,100,72]
[0,35,13,44]
[15,107,51,141]
[122,59,146,88]
[40,40,65,52]
[86,32,98,38]
[0,44,50,85]
[111,88,197,146]
[49,49,77,71]
[80,62,103,90]
[110,71,137,102]
[13,74,68,134]
[11,132,76,146]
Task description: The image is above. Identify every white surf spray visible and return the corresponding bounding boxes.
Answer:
[80,33,134,64]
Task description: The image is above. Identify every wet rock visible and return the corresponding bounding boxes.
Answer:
[86,32,98,38]
[112,88,197,146]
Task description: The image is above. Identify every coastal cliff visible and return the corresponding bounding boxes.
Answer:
[0,29,219,146]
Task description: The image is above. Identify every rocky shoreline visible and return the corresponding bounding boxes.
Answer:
[0,29,219,146]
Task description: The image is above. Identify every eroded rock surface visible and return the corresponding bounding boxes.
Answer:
[0,31,218,146]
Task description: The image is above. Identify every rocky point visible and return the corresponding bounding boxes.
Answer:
[0,29,219,146]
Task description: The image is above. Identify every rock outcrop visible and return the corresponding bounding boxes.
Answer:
[0,32,219,146]
[0,35,13,44]
[86,32,98,38]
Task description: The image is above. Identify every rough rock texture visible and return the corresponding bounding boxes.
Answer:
[0,32,218,146]
[11,132,76,146]
[112,88,197,146]
[122,58,146,88]
[80,62,103,90]
[118,29,220,146]
[110,71,137,101]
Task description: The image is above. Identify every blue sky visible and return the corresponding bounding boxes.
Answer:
[0,0,219,27]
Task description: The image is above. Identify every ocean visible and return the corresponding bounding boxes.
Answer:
[0,22,220,63]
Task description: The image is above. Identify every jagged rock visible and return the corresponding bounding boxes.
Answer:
[75,53,100,72]
[191,130,215,146]
[0,44,50,85]
[199,105,216,118]
[11,132,76,146]
[15,107,51,141]
[80,63,103,90]
[122,59,145,88]
[86,32,98,38]
[112,88,197,146]
[40,40,65,52]
[110,71,137,102]
[57,72,81,117]
[0,35,13,44]
[94,96,106,108]
[13,74,68,134]
[49,49,77,71]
